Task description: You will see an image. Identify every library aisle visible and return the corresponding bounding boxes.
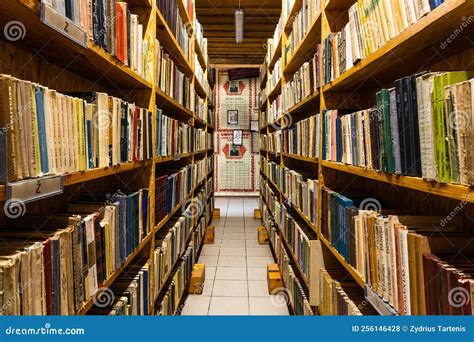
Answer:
[181,197,289,316]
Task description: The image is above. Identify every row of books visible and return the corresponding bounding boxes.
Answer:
[282,114,320,159]
[156,44,192,110]
[322,72,474,185]
[153,211,194,301]
[194,128,207,152]
[269,58,282,93]
[156,245,195,315]
[322,0,445,84]
[282,47,321,111]
[284,0,322,65]
[281,166,319,228]
[267,95,282,126]
[0,188,149,315]
[273,202,318,286]
[155,165,195,224]
[319,269,375,315]
[265,17,282,65]
[261,130,281,154]
[0,75,153,183]
[45,0,153,82]
[261,211,313,315]
[320,186,474,315]
[156,0,192,61]
[195,19,208,64]
[90,264,151,315]
[194,95,206,122]
[194,55,207,95]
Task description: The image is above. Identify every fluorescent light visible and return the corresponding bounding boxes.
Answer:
[235,8,244,44]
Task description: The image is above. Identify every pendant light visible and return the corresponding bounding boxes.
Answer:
[235,1,244,44]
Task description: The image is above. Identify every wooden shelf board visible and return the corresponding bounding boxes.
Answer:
[268,35,282,70]
[194,76,208,99]
[322,0,471,92]
[283,12,322,77]
[0,186,5,202]
[177,0,194,36]
[324,0,356,10]
[268,78,282,100]
[285,89,320,116]
[195,37,207,70]
[281,152,319,164]
[317,232,366,288]
[284,0,302,34]
[260,69,268,89]
[156,9,194,77]
[321,161,474,203]
[0,1,152,92]
[259,99,268,111]
[155,88,194,122]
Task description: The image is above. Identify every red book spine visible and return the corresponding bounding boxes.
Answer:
[116,4,124,63]
[42,239,52,315]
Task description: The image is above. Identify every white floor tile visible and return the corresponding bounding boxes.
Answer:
[223,232,245,239]
[205,266,216,280]
[198,255,218,266]
[248,280,269,297]
[246,247,272,257]
[181,296,211,315]
[218,255,246,267]
[201,279,214,296]
[201,246,220,256]
[249,297,289,315]
[247,256,274,267]
[245,239,263,246]
[212,280,248,297]
[247,267,267,281]
[215,267,247,280]
[220,239,246,247]
[208,297,249,315]
[219,246,246,256]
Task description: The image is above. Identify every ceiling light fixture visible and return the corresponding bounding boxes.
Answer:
[235,1,244,44]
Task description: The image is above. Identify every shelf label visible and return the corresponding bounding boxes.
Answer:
[40,3,87,48]
[6,175,64,204]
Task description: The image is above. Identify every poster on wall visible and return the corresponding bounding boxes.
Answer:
[232,130,243,145]
[227,110,238,125]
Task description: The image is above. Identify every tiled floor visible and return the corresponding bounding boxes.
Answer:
[181,196,290,316]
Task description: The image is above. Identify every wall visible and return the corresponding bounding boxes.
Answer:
[214,68,260,196]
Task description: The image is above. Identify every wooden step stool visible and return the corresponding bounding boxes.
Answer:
[213,208,220,219]
[187,264,206,294]
[203,226,215,244]
[267,263,283,294]
[258,226,268,245]
[253,209,261,219]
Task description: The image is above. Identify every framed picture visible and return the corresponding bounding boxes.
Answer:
[250,120,259,132]
[227,110,238,125]
[232,130,243,146]
[229,80,239,94]
[229,144,240,157]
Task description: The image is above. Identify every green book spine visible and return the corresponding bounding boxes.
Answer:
[382,89,395,173]
[376,91,386,171]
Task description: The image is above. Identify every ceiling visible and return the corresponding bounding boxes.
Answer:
[195,0,281,65]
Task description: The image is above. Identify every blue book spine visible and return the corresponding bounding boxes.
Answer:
[35,86,49,174]
[86,121,94,169]
[335,116,342,162]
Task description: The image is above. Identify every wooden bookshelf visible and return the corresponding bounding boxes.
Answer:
[284,0,302,34]
[285,89,320,116]
[268,78,282,100]
[322,0,473,92]
[156,8,194,77]
[269,35,282,70]
[281,152,318,164]
[321,161,474,203]
[0,0,215,317]
[283,11,322,77]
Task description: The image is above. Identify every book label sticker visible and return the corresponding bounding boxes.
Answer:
[6,175,64,203]
[40,3,87,48]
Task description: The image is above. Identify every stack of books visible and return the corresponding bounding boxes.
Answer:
[322,0,445,84]
[322,72,474,185]
[282,47,321,110]
[0,75,153,182]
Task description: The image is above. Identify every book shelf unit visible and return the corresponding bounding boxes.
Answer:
[0,0,215,316]
[259,0,474,315]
